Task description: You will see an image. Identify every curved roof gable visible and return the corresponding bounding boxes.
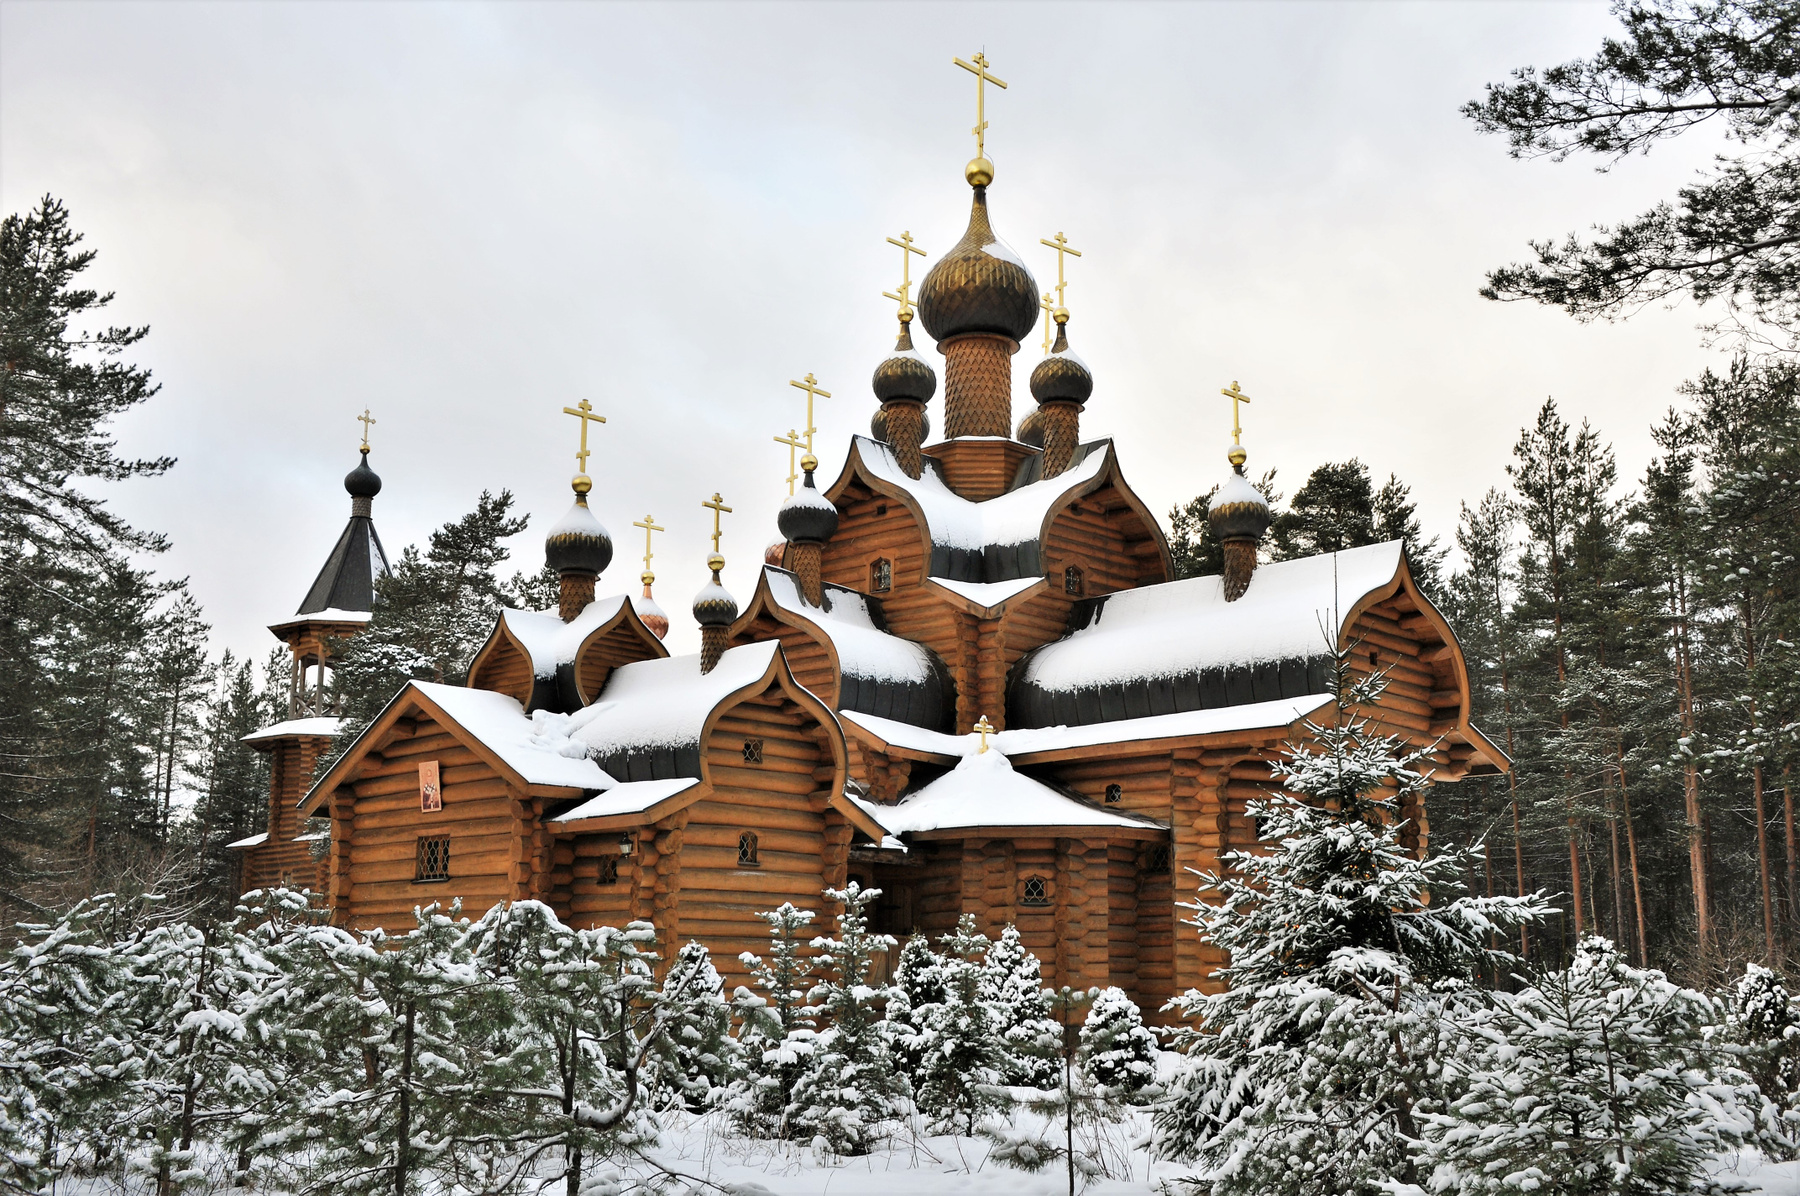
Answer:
[466,596,668,713]
[824,435,1168,583]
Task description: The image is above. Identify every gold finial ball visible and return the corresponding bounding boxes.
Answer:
[899,307,914,325]
[641,570,655,587]
[1227,445,1248,468]
[965,155,995,187]
[707,551,725,572]
[1053,306,1069,324]
[572,473,593,494]
[800,452,819,474]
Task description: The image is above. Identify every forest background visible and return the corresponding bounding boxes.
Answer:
[5,0,1800,987]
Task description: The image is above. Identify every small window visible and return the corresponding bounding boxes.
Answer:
[1021,875,1050,907]
[871,558,892,593]
[596,855,618,886]
[1104,783,1122,804]
[1368,649,1378,669]
[415,835,450,883]
[1064,566,1084,596]
[875,503,888,517]
[738,831,761,867]
[1147,844,1172,874]
[743,738,764,765]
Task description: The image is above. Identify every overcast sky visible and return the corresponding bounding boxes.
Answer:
[2,1,1730,662]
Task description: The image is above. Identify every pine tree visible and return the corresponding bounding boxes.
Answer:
[1151,657,1549,1196]
[727,902,817,1137]
[888,931,944,1080]
[1077,986,1158,1101]
[908,914,1009,1135]
[786,883,908,1157]
[981,924,1062,1087]
[1725,962,1800,1156]
[1421,938,1758,1195]
[187,653,273,910]
[653,940,737,1111]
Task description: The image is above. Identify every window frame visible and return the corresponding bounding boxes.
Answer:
[1020,875,1051,907]
[738,830,761,868]
[870,558,893,593]
[414,834,451,883]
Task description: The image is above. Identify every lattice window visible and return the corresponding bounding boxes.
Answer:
[871,558,892,593]
[597,855,618,885]
[415,835,450,883]
[743,738,764,765]
[1147,844,1172,874]
[1064,566,1084,596]
[1021,875,1050,907]
[1104,783,1122,804]
[738,831,760,867]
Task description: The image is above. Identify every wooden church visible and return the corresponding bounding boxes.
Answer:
[236,61,1506,1007]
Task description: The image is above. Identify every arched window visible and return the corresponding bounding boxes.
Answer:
[871,558,892,593]
[738,831,761,867]
[1104,783,1122,804]
[1021,875,1050,907]
[1146,844,1172,874]
[1064,566,1084,596]
[597,855,618,885]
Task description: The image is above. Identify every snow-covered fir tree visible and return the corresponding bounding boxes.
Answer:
[727,902,817,1137]
[785,883,908,1157]
[907,914,1010,1134]
[1078,986,1158,1102]
[888,931,945,1080]
[1421,937,1759,1195]
[1726,962,1800,1156]
[981,925,1062,1087]
[653,940,738,1112]
[1151,656,1549,1196]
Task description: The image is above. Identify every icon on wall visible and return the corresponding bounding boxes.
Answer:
[419,760,442,813]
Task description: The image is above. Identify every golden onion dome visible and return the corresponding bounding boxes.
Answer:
[871,315,937,405]
[544,478,613,577]
[1015,406,1044,448]
[1028,314,1093,407]
[1207,469,1272,544]
[916,187,1039,344]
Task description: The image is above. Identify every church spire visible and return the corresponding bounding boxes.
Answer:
[296,420,390,616]
[544,400,614,622]
[1206,382,1271,603]
[693,493,738,674]
[632,514,669,640]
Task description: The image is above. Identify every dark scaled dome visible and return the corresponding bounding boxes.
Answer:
[544,484,614,577]
[1207,470,1272,543]
[872,318,937,404]
[777,466,840,544]
[916,188,1040,343]
[345,450,382,499]
[1029,319,1093,406]
[1015,406,1044,448]
[692,566,738,628]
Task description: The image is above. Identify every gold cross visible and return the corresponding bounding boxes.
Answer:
[1220,381,1251,445]
[702,492,732,556]
[954,52,1006,160]
[788,373,831,454]
[1039,231,1082,312]
[883,231,928,318]
[773,429,805,496]
[357,408,376,452]
[1039,292,1055,355]
[561,398,608,475]
[973,714,995,753]
[631,514,664,581]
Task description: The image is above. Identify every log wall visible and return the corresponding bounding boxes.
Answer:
[240,734,331,895]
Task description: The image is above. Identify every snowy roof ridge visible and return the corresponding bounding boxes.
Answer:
[498,595,632,679]
[876,747,1164,837]
[761,567,933,685]
[570,640,782,761]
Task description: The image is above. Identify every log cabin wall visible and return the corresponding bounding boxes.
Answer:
[920,439,1035,502]
[468,634,533,705]
[241,735,330,893]
[727,616,838,707]
[1055,837,1113,994]
[1106,842,1141,994]
[675,689,834,995]
[1040,489,1155,598]
[333,713,525,930]
[573,619,667,700]
[550,833,637,928]
[1011,838,1059,982]
[1134,841,1174,1008]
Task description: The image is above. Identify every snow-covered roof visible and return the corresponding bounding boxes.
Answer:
[226,832,268,850]
[497,595,632,680]
[410,681,613,789]
[546,778,703,825]
[874,748,1164,838]
[242,717,346,744]
[841,695,1335,762]
[927,576,1043,610]
[842,435,1113,582]
[1010,542,1405,729]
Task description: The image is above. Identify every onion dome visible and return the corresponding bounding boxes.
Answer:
[1207,468,1272,544]
[633,582,669,640]
[916,187,1039,343]
[776,460,839,545]
[344,449,382,499]
[764,537,787,567]
[545,477,614,577]
[872,316,937,404]
[871,403,931,444]
[692,555,738,628]
[1016,406,1044,448]
[1029,314,1093,406]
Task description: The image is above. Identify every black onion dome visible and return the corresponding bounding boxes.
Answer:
[1207,470,1272,543]
[916,188,1039,343]
[544,494,613,576]
[872,320,937,404]
[871,403,931,443]
[1029,322,1094,406]
[1015,406,1045,448]
[777,468,840,544]
[692,575,738,628]
[344,450,382,499]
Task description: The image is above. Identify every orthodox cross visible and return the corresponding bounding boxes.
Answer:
[883,231,927,318]
[1039,231,1082,311]
[1220,380,1251,446]
[973,714,995,753]
[1039,292,1055,354]
[561,397,607,474]
[357,408,376,452]
[632,514,664,582]
[702,492,733,555]
[954,52,1006,159]
[788,373,831,454]
[773,429,805,496]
